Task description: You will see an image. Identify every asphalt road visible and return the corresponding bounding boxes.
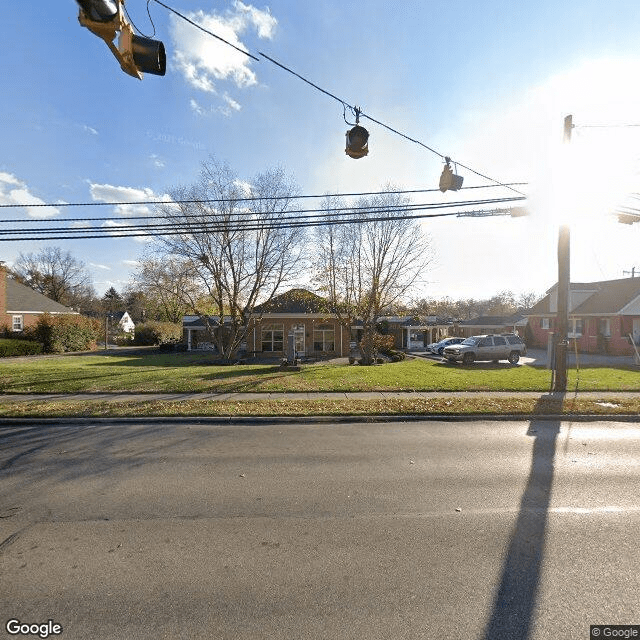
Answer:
[1,417,639,639]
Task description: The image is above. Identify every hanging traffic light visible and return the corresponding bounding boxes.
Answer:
[345,107,369,159]
[76,0,166,79]
[618,213,640,225]
[439,157,463,192]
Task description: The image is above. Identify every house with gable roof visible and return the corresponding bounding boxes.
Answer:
[0,262,78,332]
[526,277,640,355]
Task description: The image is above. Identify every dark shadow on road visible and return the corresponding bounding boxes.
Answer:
[481,393,563,640]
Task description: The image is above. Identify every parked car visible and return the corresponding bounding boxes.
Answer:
[427,336,464,355]
[442,334,527,364]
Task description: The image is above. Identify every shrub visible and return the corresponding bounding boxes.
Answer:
[0,338,44,357]
[31,314,101,354]
[134,321,182,346]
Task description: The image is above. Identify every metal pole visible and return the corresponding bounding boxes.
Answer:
[553,114,573,392]
[553,224,570,391]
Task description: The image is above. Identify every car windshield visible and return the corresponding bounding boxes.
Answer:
[462,338,477,345]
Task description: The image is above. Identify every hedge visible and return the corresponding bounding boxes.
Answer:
[29,314,101,354]
[0,339,44,357]
[134,321,183,346]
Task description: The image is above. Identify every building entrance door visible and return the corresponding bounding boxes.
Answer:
[633,318,640,345]
[293,324,305,356]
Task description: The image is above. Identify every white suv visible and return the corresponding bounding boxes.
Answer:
[442,334,526,365]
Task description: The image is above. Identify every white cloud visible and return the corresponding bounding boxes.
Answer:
[190,98,207,116]
[90,263,111,271]
[0,172,59,219]
[191,93,243,118]
[234,0,277,39]
[222,92,241,112]
[83,125,99,135]
[88,182,170,217]
[149,154,166,169]
[170,2,276,98]
[122,259,140,267]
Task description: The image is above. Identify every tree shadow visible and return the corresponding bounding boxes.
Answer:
[480,393,563,640]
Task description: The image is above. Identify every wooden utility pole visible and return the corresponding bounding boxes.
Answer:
[552,115,573,392]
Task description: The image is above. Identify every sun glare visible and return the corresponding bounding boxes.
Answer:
[529,58,640,229]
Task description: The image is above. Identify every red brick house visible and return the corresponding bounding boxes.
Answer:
[0,262,77,331]
[526,277,640,355]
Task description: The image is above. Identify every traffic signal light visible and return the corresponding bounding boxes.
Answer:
[345,125,369,159]
[76,0,166,79]
[617,213,640,225]
[439,158,463,192]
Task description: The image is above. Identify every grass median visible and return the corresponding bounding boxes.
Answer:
[2,396,640,419]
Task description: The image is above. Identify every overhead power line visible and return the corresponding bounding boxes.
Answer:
[0,197,522,234]
[0,197,526,242]
[0,183,527,217]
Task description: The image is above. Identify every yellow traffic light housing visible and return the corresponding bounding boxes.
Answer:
[618,213,639,225]
[439,157,464,192]
[345,124,369,159]
[77,0,166,79]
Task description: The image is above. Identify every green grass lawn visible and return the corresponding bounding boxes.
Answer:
[0,351,639,393]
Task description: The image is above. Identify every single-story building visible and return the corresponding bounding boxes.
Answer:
[184,289,351,358]
[0,262,78,331]
[183,289,458,358]
[526,277,640,355]
[377,316,455,349]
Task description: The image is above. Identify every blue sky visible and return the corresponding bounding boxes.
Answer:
[2,1,640,300]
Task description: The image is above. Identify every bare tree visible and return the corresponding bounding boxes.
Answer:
[131,255,202,323]
[153,157,305,360]
[12,246,96,309]
[312,188,434,364]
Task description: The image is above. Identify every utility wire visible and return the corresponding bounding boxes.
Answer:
[0,183,527,215]
[143,0,523,197]
[150,0,260,62]
[0,200,526,242]
[0,197,525,236]
[0,197,525,235]
[257,51,526,197]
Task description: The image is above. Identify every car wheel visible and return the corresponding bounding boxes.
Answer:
[462,352,474,365]
[447,358,456,364]
[508,351,520,364]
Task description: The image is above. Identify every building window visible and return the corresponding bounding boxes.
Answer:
[541,318,551,330]
[261,324,283,352]
[598,318,611,337]
[569,318,583,337]
[12,315,23,332]
[313,324,335,352]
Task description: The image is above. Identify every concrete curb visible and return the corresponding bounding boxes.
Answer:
[1,413,640,426]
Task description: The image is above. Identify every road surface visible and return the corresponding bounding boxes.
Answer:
[1,416,639,639]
